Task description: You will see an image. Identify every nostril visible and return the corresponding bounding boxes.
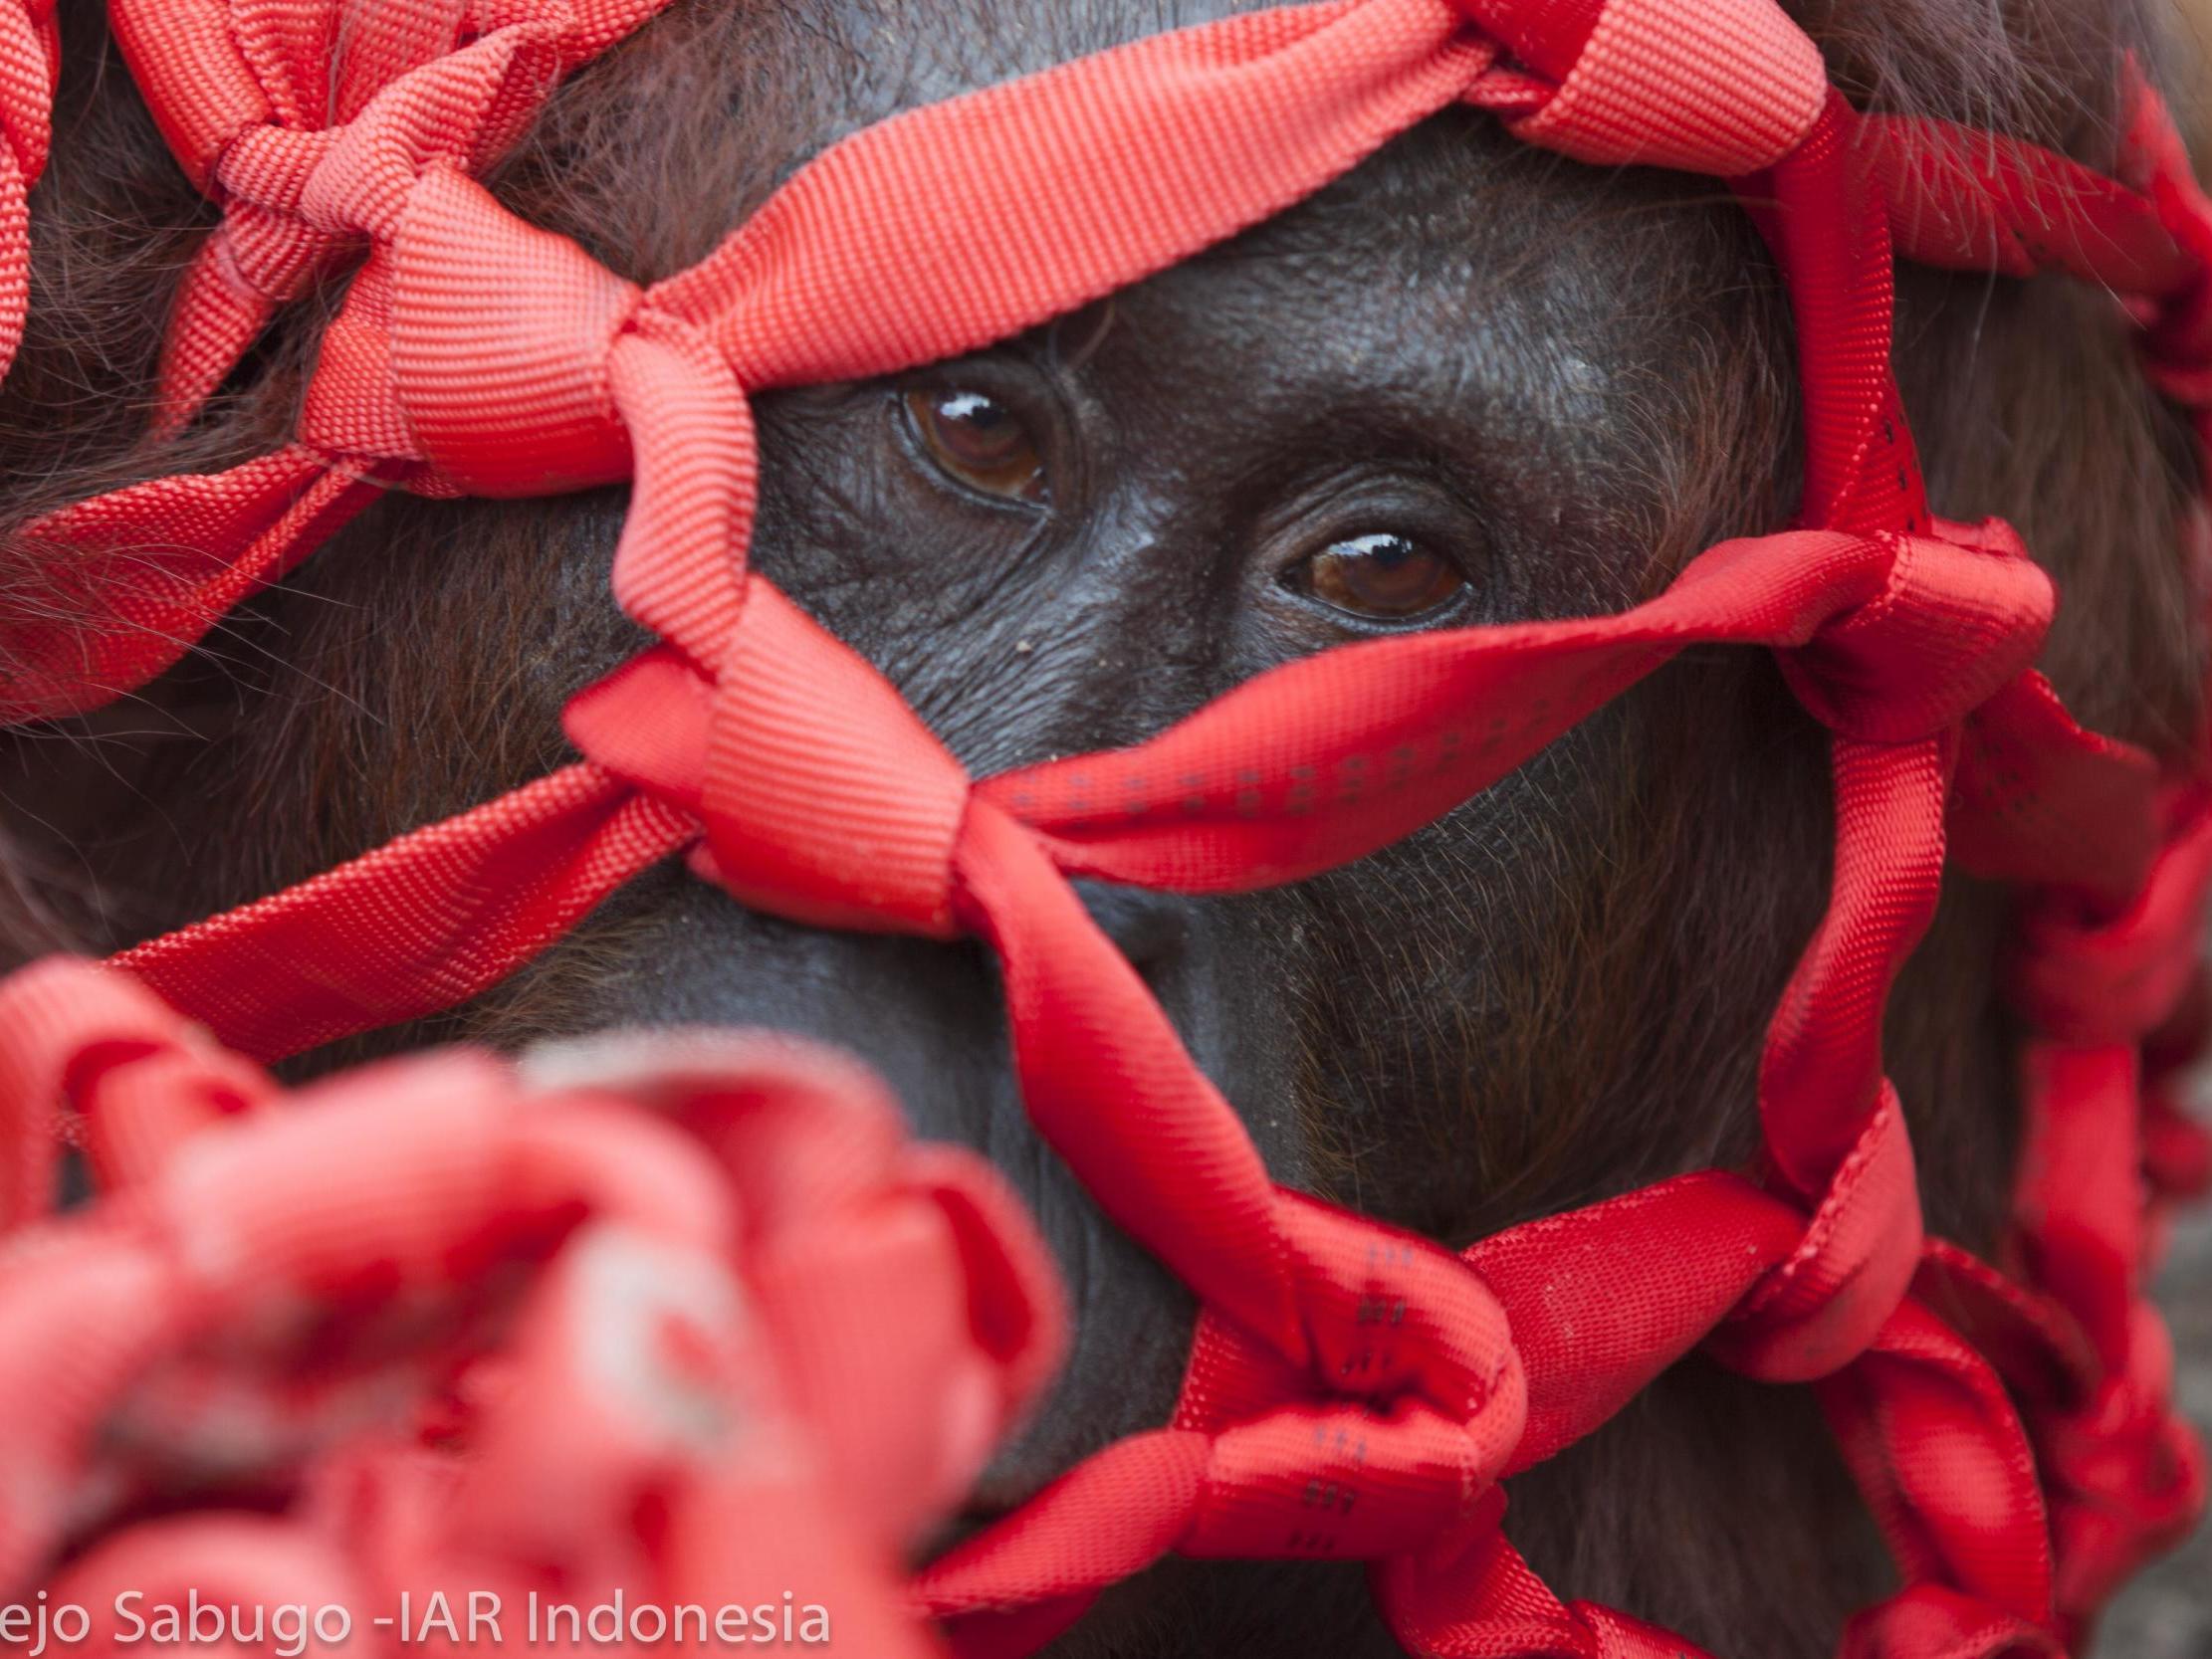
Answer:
[1071,880,1191,970]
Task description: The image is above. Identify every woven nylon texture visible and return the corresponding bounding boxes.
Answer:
[0,0,2206,1655]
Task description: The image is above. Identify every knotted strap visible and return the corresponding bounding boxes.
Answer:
[2011,790,2212,1045]
[0,0,1505,722]
[0,955,274,1225]
[109,0,677,431]
[925,1195,1527,1650]
[1368,1177,2056,1659]
[0,2,2205,1656]
[1994,796,2212,1637]
[116,500,2066,1659]
[0,958,1063,1654]
[1454,0,1825,174]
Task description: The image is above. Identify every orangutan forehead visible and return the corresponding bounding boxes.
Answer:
[1087,124,1778,512]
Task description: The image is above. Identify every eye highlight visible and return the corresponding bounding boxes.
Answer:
[1291,532,1465,623]
[902,387,1049,505]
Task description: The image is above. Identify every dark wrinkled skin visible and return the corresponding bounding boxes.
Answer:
[2,1,2201,1655]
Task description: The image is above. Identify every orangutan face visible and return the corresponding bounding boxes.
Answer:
[21,1,2189,1653]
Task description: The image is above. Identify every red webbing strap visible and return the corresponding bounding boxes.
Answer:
[1917,74,2212,1654]
[95,3,2070,1654]
[0,956,275,1227]
[929,1172,1796,1655]
[663,0,1494,389]
[1450,0,1600,78]
[1742,94,1939,1199]
[1949,674,2162,915]
[923,1190,1533,1652]
[0,0,673,719]
[107,0,678,432]
[113,523,2063,1656]
[988,523,2046,890]
[1980,790,2212,1639]
[0,961,1064,1654]
[1750,92,2062,1652]
[82,7,2175,1657]
[1368,82,2075,1659]
[11,1,2212,1655]
[0,0,1495,723]
[1374,1323,2060,1659]
[0,1,52,384]
[1866,114,2199,296]
[0,452,384,722]
[118,519,2042,1418]
[1751,99,2197,909]
[1938,70,2212,1644]
[108,0,1544,1441]
[119,764,695,1061]
[1469,0,1825,174]
[1865,96,2202,913]
[2012,788,2212,1048]
[76,0,1503,1476]
[121,524,2049,1048]
[2121,64,2212,419]
[2014,1047,2207,1636]
[0,1,2186,735]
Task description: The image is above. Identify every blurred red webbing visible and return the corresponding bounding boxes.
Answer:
[0,0,2202,1655]
[0,959,1066,1659]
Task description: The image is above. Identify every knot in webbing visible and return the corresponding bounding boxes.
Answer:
[2010,793,2212,1046]
[1779,518,2053,744]
[1449,0,1825,175]
[1173,1260,1526,1562]
[2034,1306,2208,1620]
[922,1193,1523,1620]
[1835,1586,2066,1659]
[1179,1194,1526,1560]
[2115,64,2212,413]
[24,0,2212,1647]
[1275,1189,1523,1428]
[1705,1085,1922,1382]
[0,957,274,1227]
[320,164,646,497]
[1997,1040,2211,1631]
[107,0,670,429]
[564,580,974,939]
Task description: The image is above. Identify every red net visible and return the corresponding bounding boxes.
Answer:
[0,1,2205,1655]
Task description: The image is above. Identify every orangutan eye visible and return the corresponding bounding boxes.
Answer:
[1291,532,1465,622]
[902,387,1049,505]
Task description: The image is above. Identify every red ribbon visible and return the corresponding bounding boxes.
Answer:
[0,2,2206,1655]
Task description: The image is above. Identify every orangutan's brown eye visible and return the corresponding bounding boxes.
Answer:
[903,388,1048,505]
[1296,532,1464,622]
